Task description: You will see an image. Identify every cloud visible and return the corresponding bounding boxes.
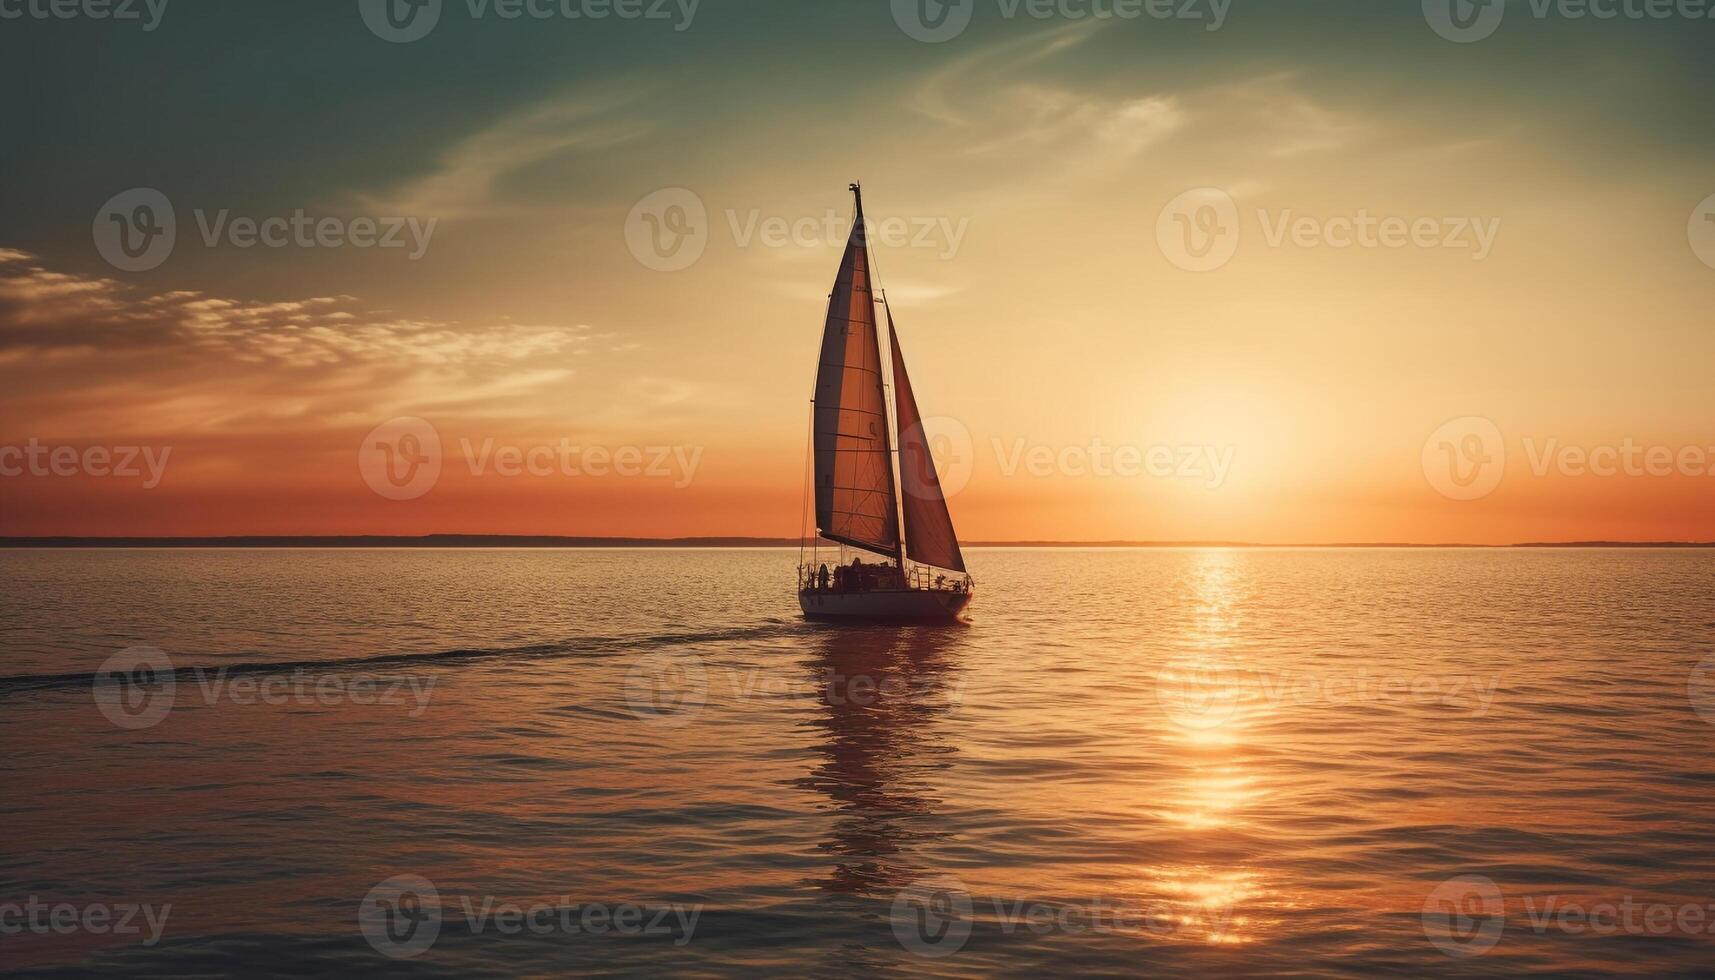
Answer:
[908,20,1110,128]
[909,20,1187,161]
[0,249,598,439]
[355,85,654,220]
[901,22,1188,188]
[901,27,1373,195]
[0,251,588,369]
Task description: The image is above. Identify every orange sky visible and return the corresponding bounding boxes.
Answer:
[2,17,1711,544]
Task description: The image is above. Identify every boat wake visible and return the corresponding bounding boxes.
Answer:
[0,620,818,699]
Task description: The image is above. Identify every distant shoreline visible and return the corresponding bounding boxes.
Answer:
[0,535,1710,549]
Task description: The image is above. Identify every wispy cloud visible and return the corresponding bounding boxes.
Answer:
[908,20,1110,127]
[0,249,599,439]
[355,85,655,219]
[901,26,1374,197]
[902,22,1187,190]
[0,249,588,369]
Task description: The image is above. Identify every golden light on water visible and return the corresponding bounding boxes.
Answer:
[1136,549,1284,945]
[1171,770,1256,830]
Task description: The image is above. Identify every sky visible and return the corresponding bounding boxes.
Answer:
[0,0,1711,543]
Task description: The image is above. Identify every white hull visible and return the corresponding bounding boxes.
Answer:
[798,588,973,622]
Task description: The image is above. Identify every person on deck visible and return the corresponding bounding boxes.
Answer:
[817,564,830,591]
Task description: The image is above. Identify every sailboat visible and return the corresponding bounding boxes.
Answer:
[797,184,974,622]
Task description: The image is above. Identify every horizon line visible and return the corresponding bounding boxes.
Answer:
[1,535,1711,549]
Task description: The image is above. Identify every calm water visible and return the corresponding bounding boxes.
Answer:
[2,548,1713,977]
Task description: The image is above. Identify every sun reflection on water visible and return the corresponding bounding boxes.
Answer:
[1148,550,1278,945]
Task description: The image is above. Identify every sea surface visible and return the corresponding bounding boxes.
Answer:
[2,547,1713,977]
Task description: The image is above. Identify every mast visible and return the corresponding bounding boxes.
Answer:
[855,181,909,570]
[880,292,910,572]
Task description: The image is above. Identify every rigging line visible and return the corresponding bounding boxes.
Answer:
[798,397,815,571]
